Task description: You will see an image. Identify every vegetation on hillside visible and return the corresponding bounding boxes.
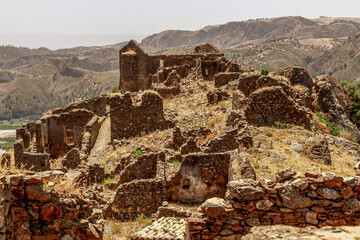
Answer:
[341,81,360,128]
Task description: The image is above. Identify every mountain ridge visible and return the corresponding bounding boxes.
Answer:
[141,16,360,53]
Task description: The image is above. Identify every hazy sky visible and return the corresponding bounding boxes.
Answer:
[0,0,359,49]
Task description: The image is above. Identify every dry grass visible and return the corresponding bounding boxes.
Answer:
[104,215,153,240]
[339,129,358,142]
[43,174,83,196]
[247,126,357,180]
[0,150,33,175]
[105,129,172,168]
[50,157,63,169]
[0,162,32,175]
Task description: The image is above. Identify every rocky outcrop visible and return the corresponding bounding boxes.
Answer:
[275,67,313,95]
[314,75,360,142]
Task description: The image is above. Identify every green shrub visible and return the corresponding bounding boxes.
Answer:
[0,142,14,149]
[261,70,269,76]
[274,121,286,129]
[0,125,21,130]
[341,81,360,128]
[25,147,30,152]
[315,111,344,136]
[218,101,227,107]
[101,177,115,185]
[172,160,181,165]
[206,116,220,127]
[112,87,119,93]
[135,214,153,227]
[265,130,273,137]
[133,148,143,158]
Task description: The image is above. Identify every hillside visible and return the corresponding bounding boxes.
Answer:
[310,32,360,82]
[141,16,360,53]
[2,16,360,120]
[0,43,125,120]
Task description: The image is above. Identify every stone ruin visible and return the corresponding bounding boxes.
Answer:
[0,172,103,240]
[5,40,360,239]
[119,40,224,93]
[14,90,170,172]
[188,170,360,239]
[109,91,170,140]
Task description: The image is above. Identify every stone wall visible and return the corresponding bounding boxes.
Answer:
[15,94,108,165]
[245,86,313,128]
[40,109,95,158]
[80,116,103,156]
[119,40,150,92]
[106,179,166,220]
[214,72,241,88]
[49,95,107,117]
[118,152,165,184]
[119,40,224,92]
[109,91,169,140]
[0,174,102,240]
[14,139,50,171]
[167,153,230,203]
[188,171,360,239]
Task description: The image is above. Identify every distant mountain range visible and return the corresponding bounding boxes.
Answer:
[141,16,360,52]
[1,16,360,120]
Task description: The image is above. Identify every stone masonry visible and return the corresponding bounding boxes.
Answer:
[109,91,169,140]
[188,171,360,239]
[0,173,103,240]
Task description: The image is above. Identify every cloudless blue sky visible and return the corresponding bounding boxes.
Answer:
[0,0,359,49]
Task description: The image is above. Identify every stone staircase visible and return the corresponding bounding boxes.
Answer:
[131,217,189,240]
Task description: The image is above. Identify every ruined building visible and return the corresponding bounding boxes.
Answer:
[119,40,224,92]
[9,40,360,240]
[14,40,241,172]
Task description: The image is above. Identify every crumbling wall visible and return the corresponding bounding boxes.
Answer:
[119,40,224,92]
[40,109,95,158]
[215,72,241,87]
[109,91,169,140]
[0,174,103,239]
[245,86,313,128]
[107,179,166,220]
[14,139,50,171]
[81,116,103,156]
[167,153,230,203]
[118,152,165,184]
[49,95,107,117]
[188,171,360,239]
[200,57,228,81]
[16,95,108,163]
